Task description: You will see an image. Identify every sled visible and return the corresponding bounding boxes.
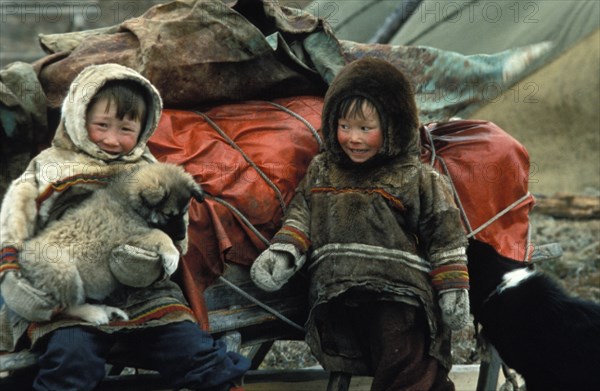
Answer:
[0,242,561,390]
[0,101,563,390]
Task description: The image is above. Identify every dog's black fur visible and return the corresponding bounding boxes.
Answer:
[467,240,600,391]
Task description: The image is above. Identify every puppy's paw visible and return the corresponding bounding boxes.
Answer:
[65,304,110,325]
[161,248,180,276]
[101,305,129,321]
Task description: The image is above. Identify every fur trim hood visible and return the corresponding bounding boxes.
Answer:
[322,57,420,166]
[52,63,162,162]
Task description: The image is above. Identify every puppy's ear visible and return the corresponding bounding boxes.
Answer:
[140,185,168,208]
[191,183,205,202]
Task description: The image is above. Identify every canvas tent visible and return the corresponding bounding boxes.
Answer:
[307,0,600,195]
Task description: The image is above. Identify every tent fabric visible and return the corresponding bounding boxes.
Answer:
[338,40,552,123]
[148,98,534,324]
[309,0,599,119]
[391,0,599,56]
[316,0,599,57]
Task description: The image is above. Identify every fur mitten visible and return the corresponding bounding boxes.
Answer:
[109,244,164,288]
[439,289,470,330]
[250,243,305,292]
[429,252,470,330]
[1,272,56,322]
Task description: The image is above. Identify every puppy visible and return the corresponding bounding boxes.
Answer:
[468,240,600,391]
[18,162,204,325]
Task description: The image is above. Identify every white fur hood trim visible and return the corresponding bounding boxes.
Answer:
[53,63,163,162]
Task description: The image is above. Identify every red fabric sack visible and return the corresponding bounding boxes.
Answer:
[421,120,535,263]
[148,96,324,327]
[149,101,533,327]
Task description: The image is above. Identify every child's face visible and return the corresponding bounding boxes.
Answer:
[86,97,143,155]
[336,101,383,164]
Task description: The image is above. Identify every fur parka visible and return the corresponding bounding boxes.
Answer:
[0,63,162,248]
[0,64,196,353]
[270,58,468,373]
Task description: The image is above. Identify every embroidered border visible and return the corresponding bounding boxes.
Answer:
[36,174,112,210]
[429,263,470,291]
[312,187,406,211]
[0,246,19,274]
[271,225,310,252]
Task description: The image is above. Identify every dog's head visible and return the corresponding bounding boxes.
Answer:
[125,163,204,241]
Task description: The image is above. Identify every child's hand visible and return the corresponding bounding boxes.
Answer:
[439,289,470,330]
[109,244,163,287]
[250,243,305,292]
[0,271,57,321]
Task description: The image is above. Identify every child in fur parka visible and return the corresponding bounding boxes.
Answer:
[251,58,470,391]
[0,63,249,391]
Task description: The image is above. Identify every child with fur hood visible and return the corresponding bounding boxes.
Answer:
[251,58,470,390]
[0,63,249,391]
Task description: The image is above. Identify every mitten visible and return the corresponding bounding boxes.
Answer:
[109,244,163,288]
[438,289,470,330]
[250,243,305,292]
[1,272,57,322]
[430,258,470,330]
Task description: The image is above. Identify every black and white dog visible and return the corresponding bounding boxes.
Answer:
[467,240,600,391]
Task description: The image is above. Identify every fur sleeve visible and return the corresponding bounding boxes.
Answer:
[417,166,468,265]
[270,171,313,254]
[0,162,40,250]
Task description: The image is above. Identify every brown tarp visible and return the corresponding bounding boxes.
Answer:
[36,0,332,109]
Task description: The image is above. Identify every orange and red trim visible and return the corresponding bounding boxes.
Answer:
[312,187,406,211]
[36,174,112,210]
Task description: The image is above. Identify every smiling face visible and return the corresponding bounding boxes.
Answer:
[86,97,143,155]
[336,99,384,164]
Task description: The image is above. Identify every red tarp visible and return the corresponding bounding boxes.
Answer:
[148,99,533,327]
[420,120,535,263]
[148,97,324,327]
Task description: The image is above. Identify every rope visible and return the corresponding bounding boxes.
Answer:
[524,222,533,262]
[423,124,437,166]
[206,194,270,247]
[265,101,324,151]
[467,192,532,238]
[195,111,287,214]
[218,276,306,333]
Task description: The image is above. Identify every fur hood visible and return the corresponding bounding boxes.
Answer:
[321,57,420,167]
[52,63,162,162]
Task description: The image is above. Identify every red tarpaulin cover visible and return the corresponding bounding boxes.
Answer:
[148,97,324,327]
[420,120,535,263]
[148,99,533,328]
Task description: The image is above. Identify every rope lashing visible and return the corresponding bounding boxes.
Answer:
[265,101,324,151]
[195,102,321,332]
[423,124,534,261]
[218,275,306,333]
[205,194,270,247]
[195,111,288,214]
